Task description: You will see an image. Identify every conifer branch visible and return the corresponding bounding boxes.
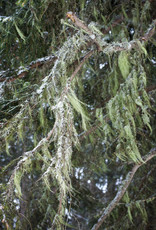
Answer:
[91,147,156,230]
[0,55,57,82]
[1,18,155,84]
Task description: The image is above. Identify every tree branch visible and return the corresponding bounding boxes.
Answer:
[1,17,155,84]
[91,147,156,230]
[0,55,57,83]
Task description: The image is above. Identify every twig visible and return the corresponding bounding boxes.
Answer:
[19,213,33,230]
[79,124,98,141]
[91,147,156,230]
[141,20,156,42]
[62,50,94,98]
[0,205,10,230]
[69,50,94,83]
[66,12,102,51]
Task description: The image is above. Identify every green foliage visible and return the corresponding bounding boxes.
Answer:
[118,51,130,79]
[136,201,148,223]
[18,121,24,141]
[5,138,10,155]
[14,21,26,42]
[0,0,156,229]
[68,90,90,131]
[103,59,151,163]
[14,170,23,197]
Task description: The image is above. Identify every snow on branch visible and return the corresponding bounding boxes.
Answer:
[0,55,57,83]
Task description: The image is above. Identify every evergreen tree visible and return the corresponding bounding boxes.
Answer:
[0,0,156,229]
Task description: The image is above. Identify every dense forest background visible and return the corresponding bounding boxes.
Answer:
[0,0,156,229]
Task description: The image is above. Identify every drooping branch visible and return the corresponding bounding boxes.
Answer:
[6,30,94,222]
[7,49,93,183]
[91,147,156,230]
